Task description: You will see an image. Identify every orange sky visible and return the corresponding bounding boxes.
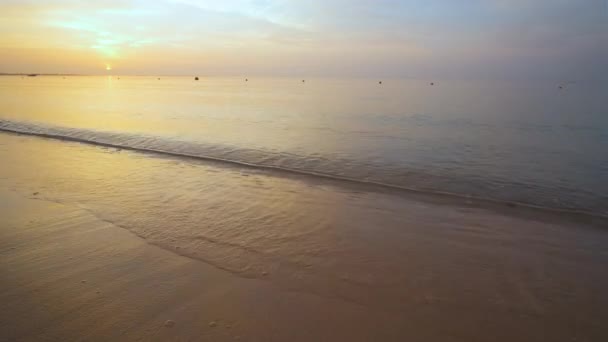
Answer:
[1,1,606,79]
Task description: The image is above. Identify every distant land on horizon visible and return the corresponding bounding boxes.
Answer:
[0,72,86,76]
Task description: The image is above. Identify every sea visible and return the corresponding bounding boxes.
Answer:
[1,75,606,215]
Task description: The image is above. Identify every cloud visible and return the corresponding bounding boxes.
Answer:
[0,0,605,79]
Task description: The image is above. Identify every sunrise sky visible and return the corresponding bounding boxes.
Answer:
[1,0,606,79]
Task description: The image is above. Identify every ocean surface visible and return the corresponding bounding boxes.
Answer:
[2,75,608,340]
[1,75,607,215]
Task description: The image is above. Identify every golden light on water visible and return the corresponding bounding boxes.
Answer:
[105,64,112,71]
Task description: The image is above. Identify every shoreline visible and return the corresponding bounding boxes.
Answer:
[1,126,606,228]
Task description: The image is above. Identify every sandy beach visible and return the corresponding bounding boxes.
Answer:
[2,133,608,341]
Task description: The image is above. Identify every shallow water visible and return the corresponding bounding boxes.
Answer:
[1,75,607,215]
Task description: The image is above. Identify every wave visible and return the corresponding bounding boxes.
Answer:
[1,119,606,220]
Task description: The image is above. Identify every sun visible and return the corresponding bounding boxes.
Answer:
[105,64,112,71]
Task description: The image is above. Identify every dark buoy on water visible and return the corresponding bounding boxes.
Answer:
[430,82,434,86]
[379,81,382,85]
[302,79,305,83]
[158,77,160,80]
[245,78,248,82]
[195,77,199,81]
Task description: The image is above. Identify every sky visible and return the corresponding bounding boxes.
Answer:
[0,0,606,79]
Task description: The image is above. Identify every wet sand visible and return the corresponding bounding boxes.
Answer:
[0,189,409,341]
[2,190,608,341]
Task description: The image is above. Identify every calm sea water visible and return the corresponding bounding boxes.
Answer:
[1,75,607,215]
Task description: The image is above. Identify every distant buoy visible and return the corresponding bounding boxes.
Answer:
[302,79,305,83]
[379,81,382,85]
[245,78,248,82]
[195,77,199,81]
[158,77,160,80]
[430,82,434,85]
